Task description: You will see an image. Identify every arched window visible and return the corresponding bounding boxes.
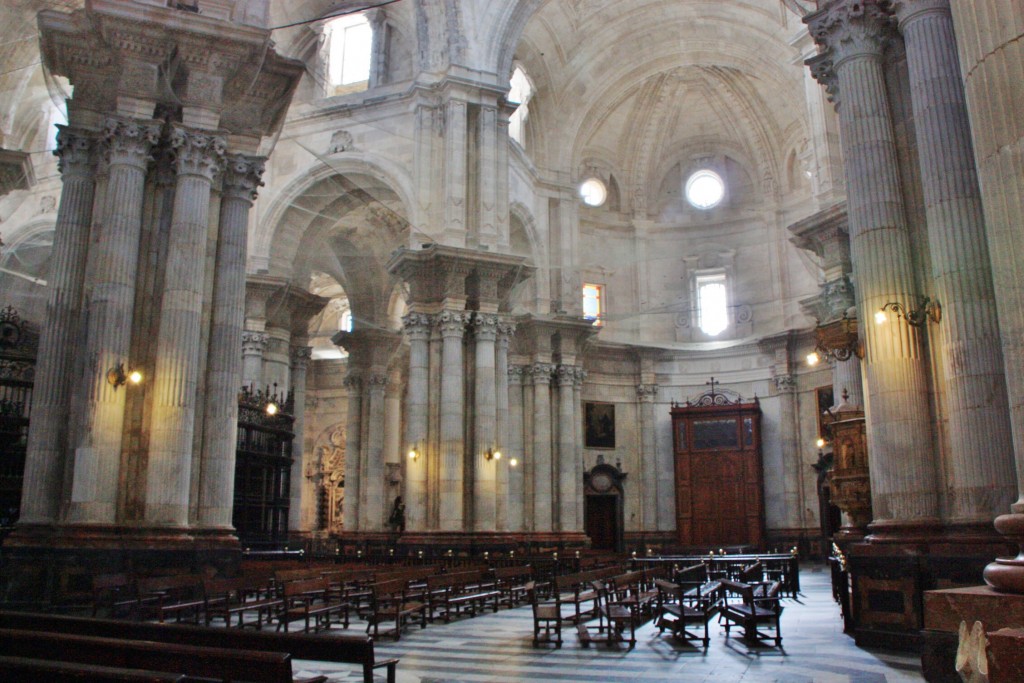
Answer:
[583,283,604,326]
[696,272,728,336]
[508,66,535,146]
[339,310,353,333]
[326,13,372,93]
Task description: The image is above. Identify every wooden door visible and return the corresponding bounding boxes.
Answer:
[585,496,618,551]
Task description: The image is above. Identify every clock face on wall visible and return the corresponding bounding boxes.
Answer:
[590,472,613,493]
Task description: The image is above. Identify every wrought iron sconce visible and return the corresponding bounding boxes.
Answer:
[807,315,863,365]
[879,296,941,328]
[107,363,143,390]
[485,448,502,462]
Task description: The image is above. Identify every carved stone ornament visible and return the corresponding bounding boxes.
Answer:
[241,331,268,355]
[574,366,587,387]
[824,275,856,319]
[636,384,659,401]
[328,129,354,154]
[342,373,362,390]
[530,362,553,384]
[402,312,434,341]
[54,126,94,178]
[806,0,894,62]
[171,126,227,180]
[807,52,840,106]
[367,373,389,389]
[774,374,798,394]
[439,310,468,337]
[290,345,313,369]
[508,365,525,385]
[735,304,753,324]
[473,313,499,340]
[103,118,160,168]
[556,364,575,386]
[222,154,266,201]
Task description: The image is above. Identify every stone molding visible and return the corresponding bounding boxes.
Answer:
[170,125,226,180]
[102,118,160,169]
[54,126,95,178]
[241,331,268,355]
[222,153,266,201]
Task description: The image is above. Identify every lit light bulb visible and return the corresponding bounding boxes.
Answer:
[816,438,826,449]
[875,310,887,325]
[408,449,418,460]
[509,457,518,467]
[806,352,820,366]
[493,450,501,461]
[266,402,278,416]
[128,370,143,384]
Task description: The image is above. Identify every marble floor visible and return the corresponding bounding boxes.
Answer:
[294,565,926,683]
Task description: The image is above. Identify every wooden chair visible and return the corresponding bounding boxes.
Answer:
[719,578,784,647]
[654,578,721,647]
[366,578,427,641]
[578,579,636,649]
[527,581,562,648]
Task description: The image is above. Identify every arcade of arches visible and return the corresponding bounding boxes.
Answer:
[0,0,1023,664]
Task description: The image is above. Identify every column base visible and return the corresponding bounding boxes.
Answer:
[1,524,241,609]
[983,512,1024,593]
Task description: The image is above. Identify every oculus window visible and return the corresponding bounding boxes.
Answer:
[696,272,728,336]
[685,169,725,209]
[583,283,604,326]
[579,178,607,207]
[326,14,372,91]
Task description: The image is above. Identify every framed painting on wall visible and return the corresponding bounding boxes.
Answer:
[585,402,616,448]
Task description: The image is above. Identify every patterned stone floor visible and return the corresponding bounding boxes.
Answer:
[295,565,925,683]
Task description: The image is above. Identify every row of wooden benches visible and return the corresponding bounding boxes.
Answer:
[0,610,397,683]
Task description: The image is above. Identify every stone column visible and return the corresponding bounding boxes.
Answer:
[146,127,224,527]
[637,384,659,531]
[948,0,1024,590]
[574,367,586,530]
[893,0,1015,526]
[495,323,514,531]
[473,313,499,531]
[196,154,263,530]
[832,357,865,408]
[362,372,389,531]
[807,1,940,534]
[507,365,526,532]
[438,311,467,531]
[241,332,268,389]
[531,362,553,532]
[288,345,312,533]
[341,372,363,532]
[402,313,432,531]
[19,128,95,525]
[557,365,578,532]
[67,118,158,525]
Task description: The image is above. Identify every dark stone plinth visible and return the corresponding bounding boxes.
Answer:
[988,628,1024,683]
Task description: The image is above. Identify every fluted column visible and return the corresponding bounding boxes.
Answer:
[342,372,363,531]
[288,346,312,532]
[832,357,865,408]
[145,127,224,527]
[893,0,1015,524]
[67,118,159,525]
[19,128,96,525]
[507,366,526,532]
[637,384,659,530]
[473,313,499,531]
[807,1,940,532]
[439,311,467,531]
[241,332,268,389]
[362,372,389,531]
[402,313,431,531]
[495,323,513,531]
[531,362,553,532]
[197,154,264,530]
[556,365,578,532]
[573,367,586,530]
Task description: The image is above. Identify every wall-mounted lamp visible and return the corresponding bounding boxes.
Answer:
[816,437,826,449]
[408,448,420,462]
[107,363,143,390]
[485,448,501,462]
[879,297,941,328]
[265,401,279,416]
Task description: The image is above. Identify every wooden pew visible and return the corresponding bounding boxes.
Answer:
[0,628,314,683]
[493,565,533,607]
[0,656,191,683]
[277,577,349,633]
[365,577,428,641]
[135,575,208,624]
[203,576,283,629]
[0,611,399,683]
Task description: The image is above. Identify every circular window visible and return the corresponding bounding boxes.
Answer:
[685,169,725,209]
[579,178,607,207]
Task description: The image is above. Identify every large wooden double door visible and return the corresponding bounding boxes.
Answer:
[671,393,763,549]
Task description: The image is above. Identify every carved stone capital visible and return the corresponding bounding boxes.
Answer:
[473,313,499,341]
[574,366,588,388]
[806,0,894,64]
[439,310,468,338]
[54,126,95,178]
[556,364,575,386]
[637,384,659,401]
[103,118,160,169]
[241,331,268,356]
[222,153,266,201]
[402,312,434,342]
[366,373,389,389]
[774,373,798,394]
[508,365,526,385]
[343,373,362,390]
[290,345,313,370]
[530,362,553,385]
[171,125,226,180]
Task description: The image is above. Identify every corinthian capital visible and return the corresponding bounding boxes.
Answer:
[103,118,160,168]
[290,345,313,370]
[222,153,266,201]
[530,362,553,384]
[171,125,226,180]
[508,365,525,385]
[806,0,894,63]
[556,364,575,386]
[439,310,468,338]
[241,331,268,355]
[53,126,95,178]
[402,312,434,341]
[636,384,659,401]
[473,313,499,341]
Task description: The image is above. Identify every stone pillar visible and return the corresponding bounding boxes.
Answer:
[19,128,95,525]
[833,357,865,408]
[948,0,1024,590]
[438,311,467,531]
[145,127,224,527]
[241,331,267,389]
[574,367,586,531]
[531,362,553,532]
[473,313,499,531]
[637,384,659,531]
[288,346,312,533]
[495,323,513,531]
[362,372,389,531]
[402,313,432,531]
[67,117,159,525]
[557,365,578,532]
[341,372,363,532]
[507,365,526,532]
[384,363,403,519]
[196,154,264,530]
[893,0,1015,526]
[807,1,940,534]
